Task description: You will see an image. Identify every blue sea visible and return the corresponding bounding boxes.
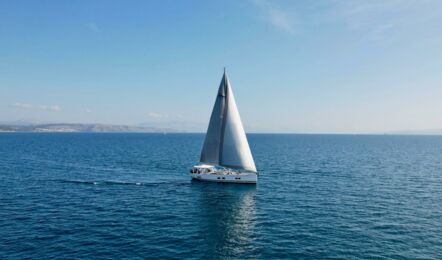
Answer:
[1,133,441,259]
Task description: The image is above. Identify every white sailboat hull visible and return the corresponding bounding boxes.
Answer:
[194,71,258,184]
[191,172,257,184]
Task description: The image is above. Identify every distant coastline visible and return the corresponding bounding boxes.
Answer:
[0,123,180,133]
[1,123,442,135]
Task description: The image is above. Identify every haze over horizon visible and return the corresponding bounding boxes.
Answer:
[1,1,442,133]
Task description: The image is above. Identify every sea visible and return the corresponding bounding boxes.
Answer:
[0,133,441,259]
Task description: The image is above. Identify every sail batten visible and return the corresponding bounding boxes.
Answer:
[199,71,257,172]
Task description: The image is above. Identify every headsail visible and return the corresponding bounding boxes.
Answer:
[200,70,257,172]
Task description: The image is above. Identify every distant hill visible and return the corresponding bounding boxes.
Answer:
[0,123,180,133]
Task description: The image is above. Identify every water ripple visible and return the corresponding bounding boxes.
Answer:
[0,133,442,259]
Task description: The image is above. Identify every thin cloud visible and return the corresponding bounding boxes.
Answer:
[268,9,295,34]
[334,1,401,34]
[147,112,167,118]
[11,103,61,112]
[250,0,442,42]
[11,103,32,109]
[251,0,296,34]
[330,0,442,42]
[85,22,100,33]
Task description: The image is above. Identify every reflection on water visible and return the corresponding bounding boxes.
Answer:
[191,182,257,258]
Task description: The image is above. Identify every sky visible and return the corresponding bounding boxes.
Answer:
[1,0,442,133]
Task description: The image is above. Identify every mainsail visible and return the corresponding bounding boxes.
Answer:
[200,70,257,172]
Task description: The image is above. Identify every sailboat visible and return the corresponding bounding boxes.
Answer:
[190,69,258,184]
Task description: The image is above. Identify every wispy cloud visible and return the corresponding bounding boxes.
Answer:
[268,8,295,34]
[147,112,167,118]
[251,0,296,34]
[11,103,61,112]
[85,22,100,33]
[332,1,403,41]
[328,0,442,43]
[249,0,442,42]
[11,103,32,109]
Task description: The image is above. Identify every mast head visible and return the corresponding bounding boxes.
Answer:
[222,67,229,82]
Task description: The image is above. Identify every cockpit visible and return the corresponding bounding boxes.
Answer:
[190,166,213,174]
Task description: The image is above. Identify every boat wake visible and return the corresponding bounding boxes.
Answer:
[51,179,179,186]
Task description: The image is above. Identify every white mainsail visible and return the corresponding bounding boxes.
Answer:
[200,70,257,172]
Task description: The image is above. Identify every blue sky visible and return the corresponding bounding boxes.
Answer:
[1,0,442,133]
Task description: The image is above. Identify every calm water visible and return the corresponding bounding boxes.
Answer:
[1,133,441,259]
